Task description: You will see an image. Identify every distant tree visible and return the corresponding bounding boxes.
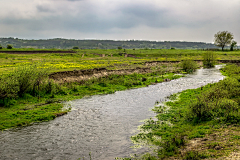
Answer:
[118,46,122,50]
[73,46,79,49]
[7,44,13,49]
[214,31,234,51]
[0,45,2,49]
[230,41,237,51]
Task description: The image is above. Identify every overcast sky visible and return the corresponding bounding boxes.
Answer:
[0,0,239,43]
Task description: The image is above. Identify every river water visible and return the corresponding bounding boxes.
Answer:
[0,65,224,160]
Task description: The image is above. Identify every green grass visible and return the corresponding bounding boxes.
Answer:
[1,49,240,74]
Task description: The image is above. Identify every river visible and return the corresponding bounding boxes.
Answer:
[0,65,224,160]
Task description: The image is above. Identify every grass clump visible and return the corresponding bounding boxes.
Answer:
[0,63,50,106]
[179,58,198,73]
[203,51,217,68]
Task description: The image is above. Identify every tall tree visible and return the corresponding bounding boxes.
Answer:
[214,31,234,51]
[230,40,237,51]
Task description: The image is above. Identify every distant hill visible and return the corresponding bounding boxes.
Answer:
[0,37,219,49]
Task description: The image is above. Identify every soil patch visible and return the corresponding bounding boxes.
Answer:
[49,67,152,83]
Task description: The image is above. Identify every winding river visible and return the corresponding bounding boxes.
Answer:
[0,65,224,160]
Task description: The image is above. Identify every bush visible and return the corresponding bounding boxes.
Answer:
[72,46,79,49]
[7,44,13,49]
[180,59,197,73]
[188,78,240,123]
[118,46,122,50]
[0,75,19,105]
[0,63,50,101]
[203,51,216,68]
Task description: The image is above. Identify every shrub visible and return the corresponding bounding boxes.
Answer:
[180,58,197,73]
[203,51,216,68]
[0,75,19,105]
[188,96,214,121]
[7,44,13,49]
[117,46,122,50]
[0,63,50,100]
[188,78,240,123]
[72,46,79,49]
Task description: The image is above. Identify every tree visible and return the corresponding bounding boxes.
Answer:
[72,46,79,49]
[230,41,237,51]
[7,44,13,49]
[214,31,234,51]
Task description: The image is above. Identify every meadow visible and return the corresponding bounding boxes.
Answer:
[1,49,240,74]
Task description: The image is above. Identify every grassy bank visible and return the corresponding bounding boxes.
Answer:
[124,64,240,160]
[0,63,183,130]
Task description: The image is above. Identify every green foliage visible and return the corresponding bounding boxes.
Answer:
[180,58,197,73]
[0,44,2,49]
[73,46,79,49]
[13,63,49,97]
[188,77,240,123]
[118,46,122,50]
[203,51,216,68]
[0,63,50,106]
[7,44,13,49]
[214,31,234,51]
[230,40,237,51]
[0,74,18,104]
[183,151,209,160]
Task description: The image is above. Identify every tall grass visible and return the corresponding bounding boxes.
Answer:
[203,51,216,68]
[0,63,50,106]
[179,58,198,73]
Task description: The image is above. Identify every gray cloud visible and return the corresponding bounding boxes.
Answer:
[0,0,239,42]
[36,5,54,13]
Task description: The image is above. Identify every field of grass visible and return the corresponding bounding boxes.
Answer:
[125,64,240,160]
[1,49,240,74]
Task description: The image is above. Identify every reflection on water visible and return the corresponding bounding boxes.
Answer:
[0,66,224,160]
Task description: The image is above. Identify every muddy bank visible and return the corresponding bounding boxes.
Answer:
[49,60,239,83]
[0,51,76,54]
[49,67,153,83]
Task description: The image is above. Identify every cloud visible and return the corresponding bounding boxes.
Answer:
[0,0,239,42]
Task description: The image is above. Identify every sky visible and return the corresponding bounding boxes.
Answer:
[0,0,239,43]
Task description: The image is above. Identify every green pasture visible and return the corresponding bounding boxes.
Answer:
[0,49,240,74]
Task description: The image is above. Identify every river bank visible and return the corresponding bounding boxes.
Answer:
[126,64,240,160]
[0,65,183,130]
[0,65,224,160]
